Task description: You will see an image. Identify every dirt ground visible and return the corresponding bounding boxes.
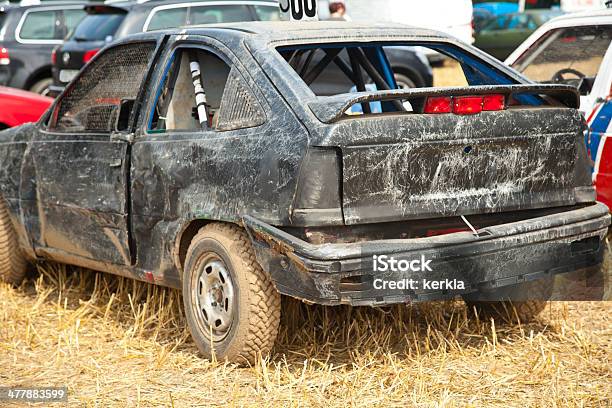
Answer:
[1,63,610,407]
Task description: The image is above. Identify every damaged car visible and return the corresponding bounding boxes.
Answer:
[0,22,608,364]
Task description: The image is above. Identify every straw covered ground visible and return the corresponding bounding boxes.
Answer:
[0,259,610,407]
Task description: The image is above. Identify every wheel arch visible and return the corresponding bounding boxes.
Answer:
[24,65,53,91]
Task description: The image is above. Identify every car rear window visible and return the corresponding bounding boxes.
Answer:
[277,42,514,97]
[511,25,612,83]
[19,10,59,40]
[70,13,126,41]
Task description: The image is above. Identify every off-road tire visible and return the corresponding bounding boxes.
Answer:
[29,78,53,96]
[182,223,281,365]
[463,277,553,323]
[0,198,27,285]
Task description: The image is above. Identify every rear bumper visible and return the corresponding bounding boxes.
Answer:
[244,203,610,306]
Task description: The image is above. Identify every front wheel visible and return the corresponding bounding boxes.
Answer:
[0,198,27,285]
[182,223,281,364]
[29,78,53,96]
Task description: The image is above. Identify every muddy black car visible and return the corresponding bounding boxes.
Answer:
[0,22,608,364]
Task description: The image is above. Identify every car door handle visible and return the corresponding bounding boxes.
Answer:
[109,159,123,168]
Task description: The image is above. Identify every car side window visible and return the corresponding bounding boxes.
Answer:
[189,5,252,24]
[19,10,59,40]
[63,9,86,35]
[149,47,265,133]
[146,8,188,31]
[50,42,156,133]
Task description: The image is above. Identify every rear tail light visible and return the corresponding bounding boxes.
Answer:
[0,47,9,65]
[83,49,100,64]
[482,94,506,111]
[51,48,57,65]
[453,96,483,115]
[424,96,452,114]
[424,94,506,115]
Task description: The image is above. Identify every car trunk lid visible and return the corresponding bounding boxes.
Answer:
[308,86,593,225]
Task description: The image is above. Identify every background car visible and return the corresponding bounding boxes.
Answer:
[0,1,86,95]
[51,0,281,94]
[474,9,564,60]
[506,9,612,207]
[0,85,52,129]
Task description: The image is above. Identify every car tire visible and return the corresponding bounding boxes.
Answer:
[0,198,27,285]
[394,72,418,89]
[182,223,281,364]
[463,277,553,323]
[29,78,53,96]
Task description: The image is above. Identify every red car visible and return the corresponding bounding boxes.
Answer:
[0,86,52,130]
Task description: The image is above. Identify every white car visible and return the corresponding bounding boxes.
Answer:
[506,9,612,209]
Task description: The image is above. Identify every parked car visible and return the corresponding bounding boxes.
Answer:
[474,10,564,60]
[50,0,281,94]
[0,22,608,364]
[507,9,612,208]
[0,1,87,95]
[0,86,52,129]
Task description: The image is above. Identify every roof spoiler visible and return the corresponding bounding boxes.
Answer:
[308,84,580,123]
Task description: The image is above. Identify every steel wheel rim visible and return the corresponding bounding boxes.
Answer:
[195,257,235,342]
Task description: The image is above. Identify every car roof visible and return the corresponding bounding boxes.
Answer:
[0,1,90,12]
[165,21,448,43]
[103,0,276,8]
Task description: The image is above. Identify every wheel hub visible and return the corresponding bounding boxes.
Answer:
[196,259,235,340]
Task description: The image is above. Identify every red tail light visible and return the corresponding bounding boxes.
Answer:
[0,47,9,65]
[424,96,452,114]
[424,94,506,115]
[83,49,100,64]
[51,48,57,65]
[454,96,483,115]
[482,94,506,111]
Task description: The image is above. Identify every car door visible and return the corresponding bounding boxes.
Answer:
[29,40,158,265]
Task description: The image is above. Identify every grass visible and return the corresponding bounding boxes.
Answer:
[0,260,610,407]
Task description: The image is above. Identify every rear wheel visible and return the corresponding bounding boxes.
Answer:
[182,223,281,364]
[463,277,553,323]
[0,198,27,285]
[394,72,417,89]
[29,78,53,96]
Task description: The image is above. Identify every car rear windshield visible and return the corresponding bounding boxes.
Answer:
[70,13,126,41]
[277,42,516,97]
[274,41,559,118]
[511,25,612,83]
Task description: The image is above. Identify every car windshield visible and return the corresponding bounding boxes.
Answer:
[70,13,126,41]
[511,25,612,85]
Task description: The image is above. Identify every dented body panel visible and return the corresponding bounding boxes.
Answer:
[0,22,608,304]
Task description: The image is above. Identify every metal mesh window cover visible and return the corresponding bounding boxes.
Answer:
[53,42,156,133]
[216,68,265,132]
